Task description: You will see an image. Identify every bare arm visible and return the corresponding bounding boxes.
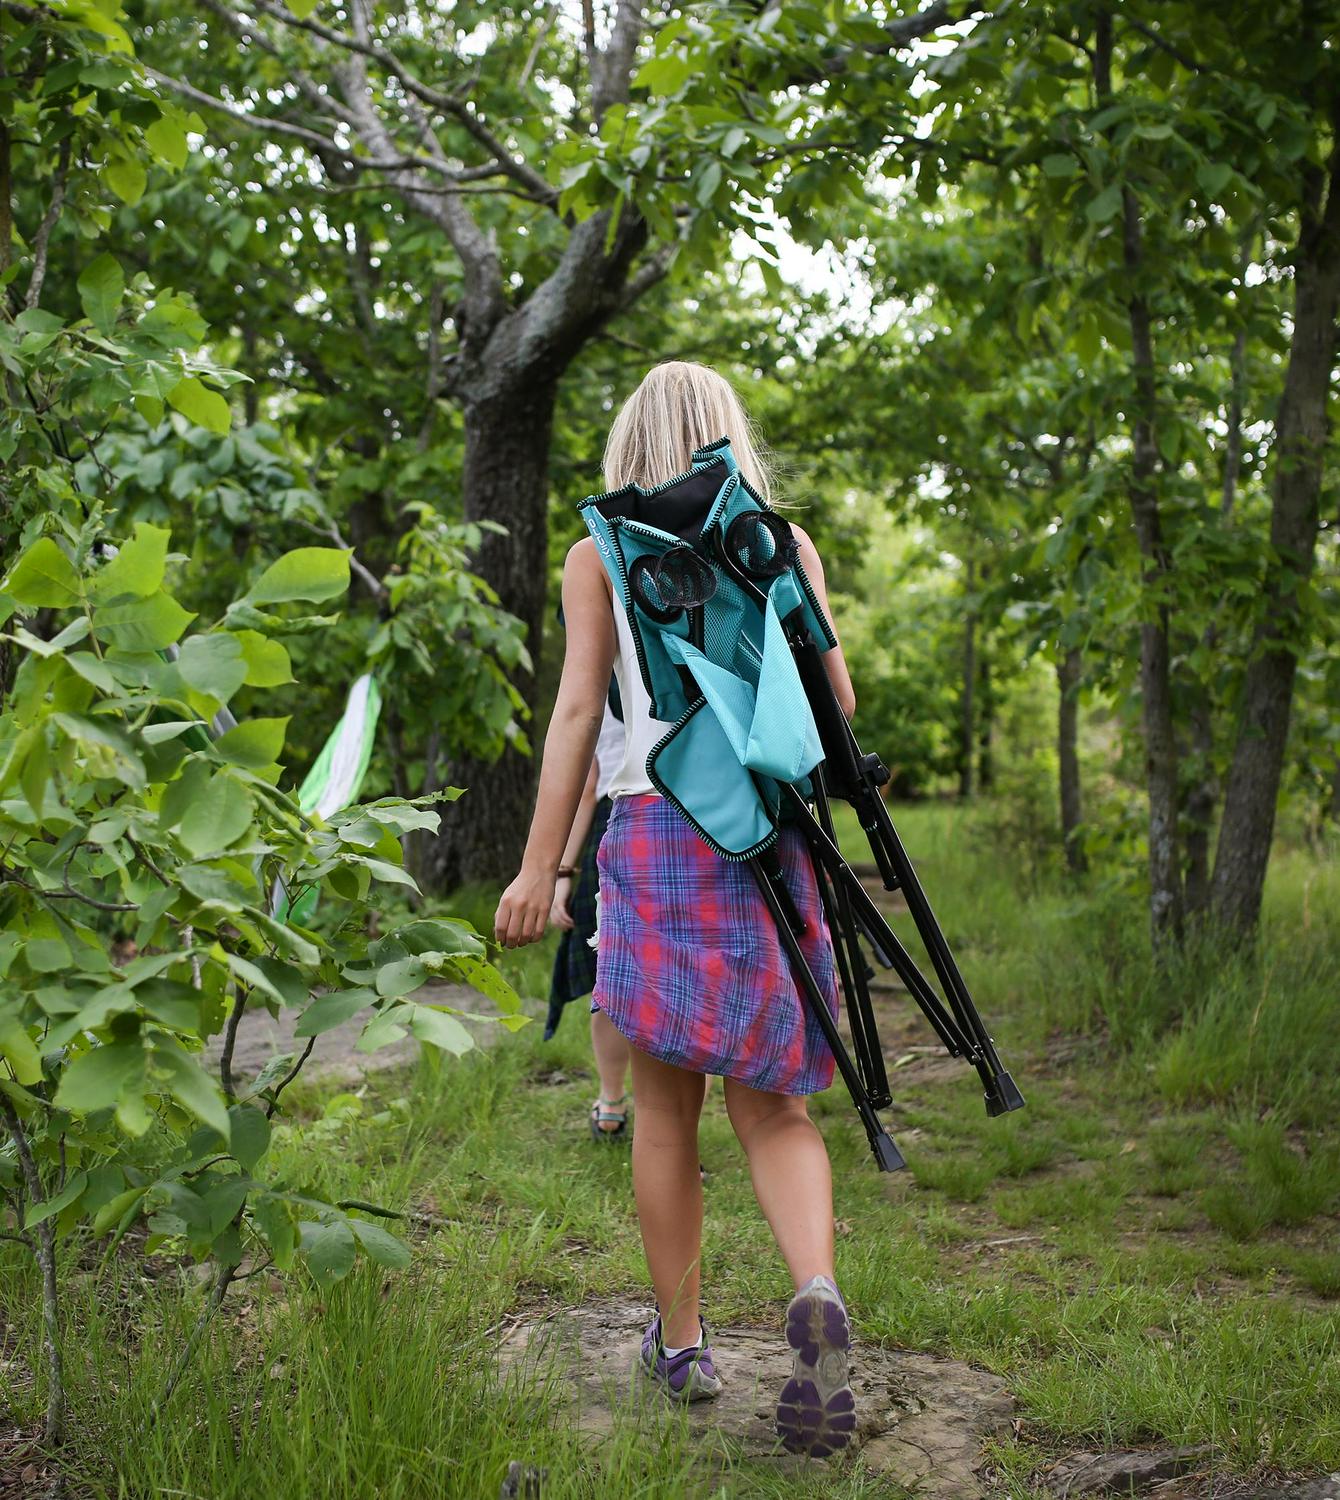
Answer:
[793,524,856,720]
[494,538,614,947]
[550,757,599,931]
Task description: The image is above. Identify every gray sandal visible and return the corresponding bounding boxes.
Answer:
[589,1095,629,1142]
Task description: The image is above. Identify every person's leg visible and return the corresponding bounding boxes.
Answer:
[590,1008,631,1132]
[722,1078,835,1288]
[724,1077,853,1455]
[629,1046,706,1347]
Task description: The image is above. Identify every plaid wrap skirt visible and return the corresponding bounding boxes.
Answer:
[592,794,838,1096]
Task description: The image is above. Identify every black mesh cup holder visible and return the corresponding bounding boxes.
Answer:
[630,545,718,623]
[724,510,798,581]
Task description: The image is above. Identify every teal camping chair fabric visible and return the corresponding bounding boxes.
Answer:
[579,440,835,861]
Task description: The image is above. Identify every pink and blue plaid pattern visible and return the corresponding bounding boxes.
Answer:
[593,794,837,1096]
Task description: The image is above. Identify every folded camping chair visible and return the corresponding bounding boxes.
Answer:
[581,439,1022,1171]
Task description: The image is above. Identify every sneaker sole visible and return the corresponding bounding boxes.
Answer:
[776,1285,855,1457]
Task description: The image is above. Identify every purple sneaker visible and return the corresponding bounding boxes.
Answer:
[640,1313,723,1402]
[776,1275,856,1457]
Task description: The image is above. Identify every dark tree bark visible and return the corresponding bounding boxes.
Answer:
[958,557,976,800]
[423,380,558,889]
[1184,324,1246,920]
[1211,108,1340,937]
[1096,12,1184,945]
[1058,645,1087,876]
[977,646,994,793]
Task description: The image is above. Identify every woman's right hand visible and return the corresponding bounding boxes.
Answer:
[550,873,576,931]
[494,867,557,949]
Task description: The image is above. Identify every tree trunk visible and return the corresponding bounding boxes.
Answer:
[421,379,559,890]
[1058,645,1087,876]
[1183,324,1247,921]
[977,646,994,793]
[1096,12,1183,946]
[959,558,976,800]
[1211,131,1340,937]
[2,1100,64,1448]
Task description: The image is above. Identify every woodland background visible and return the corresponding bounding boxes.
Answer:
[1,2,1338,1498]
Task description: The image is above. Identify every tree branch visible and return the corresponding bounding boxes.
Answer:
[235,0,556,202]
[141,65,451,177]
[1121,15,1211,76]
[619,241,678,311]
[196,0,346,124]
[791,1,988,85]
[25,137,70,311]
[1,1096,64,1447]
[263,1036,316,1119]
[592,0,646,124]
[335,72,505,335]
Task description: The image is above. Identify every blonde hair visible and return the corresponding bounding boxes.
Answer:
[603,361,774,503]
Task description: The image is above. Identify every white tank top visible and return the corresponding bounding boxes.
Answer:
[605,593,676,797]
[593,702,626,800]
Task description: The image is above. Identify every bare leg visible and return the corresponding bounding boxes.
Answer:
[629,1046,706,1347]
[590,1008,632,1131]
[722,1078,835,1289]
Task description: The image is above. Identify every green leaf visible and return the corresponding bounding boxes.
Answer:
[245,548,350,607]
[65,651,117,693]
[76,253,125,332]
[695,160,723,207]
[215,717,288,769]
[1041,153,1078,178]
[253,957,309,1008]
[23,911,71,973]
[250,1194,298,1269]
[301,1219,357,1284]
[1197,161,1233,201]
[93,592,196,651]
[53,1038,145,1114]
[167,377,231,435]
[92,1185,147,1237]
[0,1018,43,1086]
[89,522,169,601]
[451,954,523,1016]
[1086,183,1123,224]
[150,1038,230,1138]
[245,910,319,966]
[177,862,248,907]
[396,918,484,958]
[104,151,146,205]
[2,537,81,608]
[406,1005,474,1056]
[51,713,146,788]
[353,856,419,891]
[234,630,294,686]
[375,956,427,999]
[287,0,320,17]
[177,631,247,703]
[294,987,374,1037]
[633,53,691,94]
[159,758,211,832]
[142,720,202,746]
[227,1104,270,1169]
[350,1218,411,1269]
[24,1170,88,1230]
[145,112,189,169]
[177,771,255,857]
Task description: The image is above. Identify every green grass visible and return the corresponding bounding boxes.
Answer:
[3,800,1338,1496]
